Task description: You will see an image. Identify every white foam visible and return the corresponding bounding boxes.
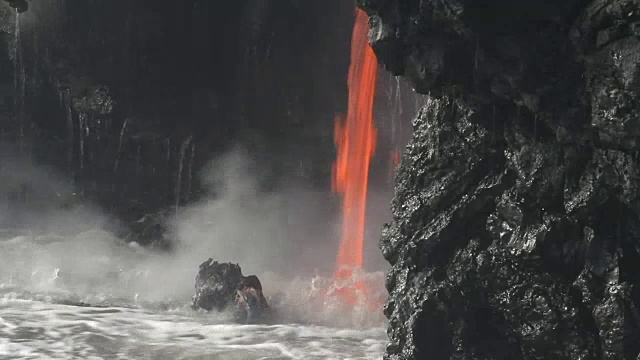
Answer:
[0,341,36,358]
[0,297,386,359]
[0,232,388,359]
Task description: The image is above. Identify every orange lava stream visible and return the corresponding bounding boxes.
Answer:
[331,8,378,285]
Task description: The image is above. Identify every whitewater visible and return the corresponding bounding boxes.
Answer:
[0,229,387,360]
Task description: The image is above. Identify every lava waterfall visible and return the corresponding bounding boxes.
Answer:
[332,8,377,280]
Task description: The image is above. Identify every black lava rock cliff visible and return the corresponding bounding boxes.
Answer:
[0,0,353,242]
[359,0,640,358]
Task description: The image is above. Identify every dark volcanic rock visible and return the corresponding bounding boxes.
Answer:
[2,0,27,13]
[0,0,353,244]
[192,259,245,312]
[192,258,269,324]
[360,0,640,358]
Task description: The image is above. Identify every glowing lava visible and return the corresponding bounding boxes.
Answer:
[332,8,378,285]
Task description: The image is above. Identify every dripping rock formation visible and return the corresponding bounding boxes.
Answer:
[359,0,640,358]
[0,1,352,244]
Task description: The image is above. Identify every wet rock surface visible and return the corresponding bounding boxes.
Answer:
[360,0,640,358]
[192,259,269,324]
[0,0,353,244]
[2,0,27,13]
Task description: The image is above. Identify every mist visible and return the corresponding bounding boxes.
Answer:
[0,145,389,321]
[0,0,420,315]
[173,147,336,277]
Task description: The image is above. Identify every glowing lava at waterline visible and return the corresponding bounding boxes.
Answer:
[332,8,378,281]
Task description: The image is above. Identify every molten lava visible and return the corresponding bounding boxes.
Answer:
[331,8,377,288]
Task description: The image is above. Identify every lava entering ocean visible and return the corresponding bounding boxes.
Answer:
[330,7,378,306]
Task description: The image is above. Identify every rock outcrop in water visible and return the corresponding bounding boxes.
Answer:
[359,0,640,358]
[192,259,269,324]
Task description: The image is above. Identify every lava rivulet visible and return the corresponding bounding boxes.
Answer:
[332,7,377,281]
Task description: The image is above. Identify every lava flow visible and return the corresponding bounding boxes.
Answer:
[329,7,378,307]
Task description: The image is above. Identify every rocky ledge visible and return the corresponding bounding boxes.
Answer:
[359,0,640,358]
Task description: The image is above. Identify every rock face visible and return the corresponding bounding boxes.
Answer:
[2,0,27,13]
[192,259,269,323]
[192,259,245,312]
[359,0,640,358]
[0,0,353,242]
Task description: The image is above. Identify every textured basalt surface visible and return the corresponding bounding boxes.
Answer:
[191,258,269,324]
[192,259,245,312]
[359,0,640,358]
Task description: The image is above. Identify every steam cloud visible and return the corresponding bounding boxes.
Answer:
[0,147,388,313]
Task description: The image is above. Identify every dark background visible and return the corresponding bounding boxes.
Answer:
[0,0,421,269]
